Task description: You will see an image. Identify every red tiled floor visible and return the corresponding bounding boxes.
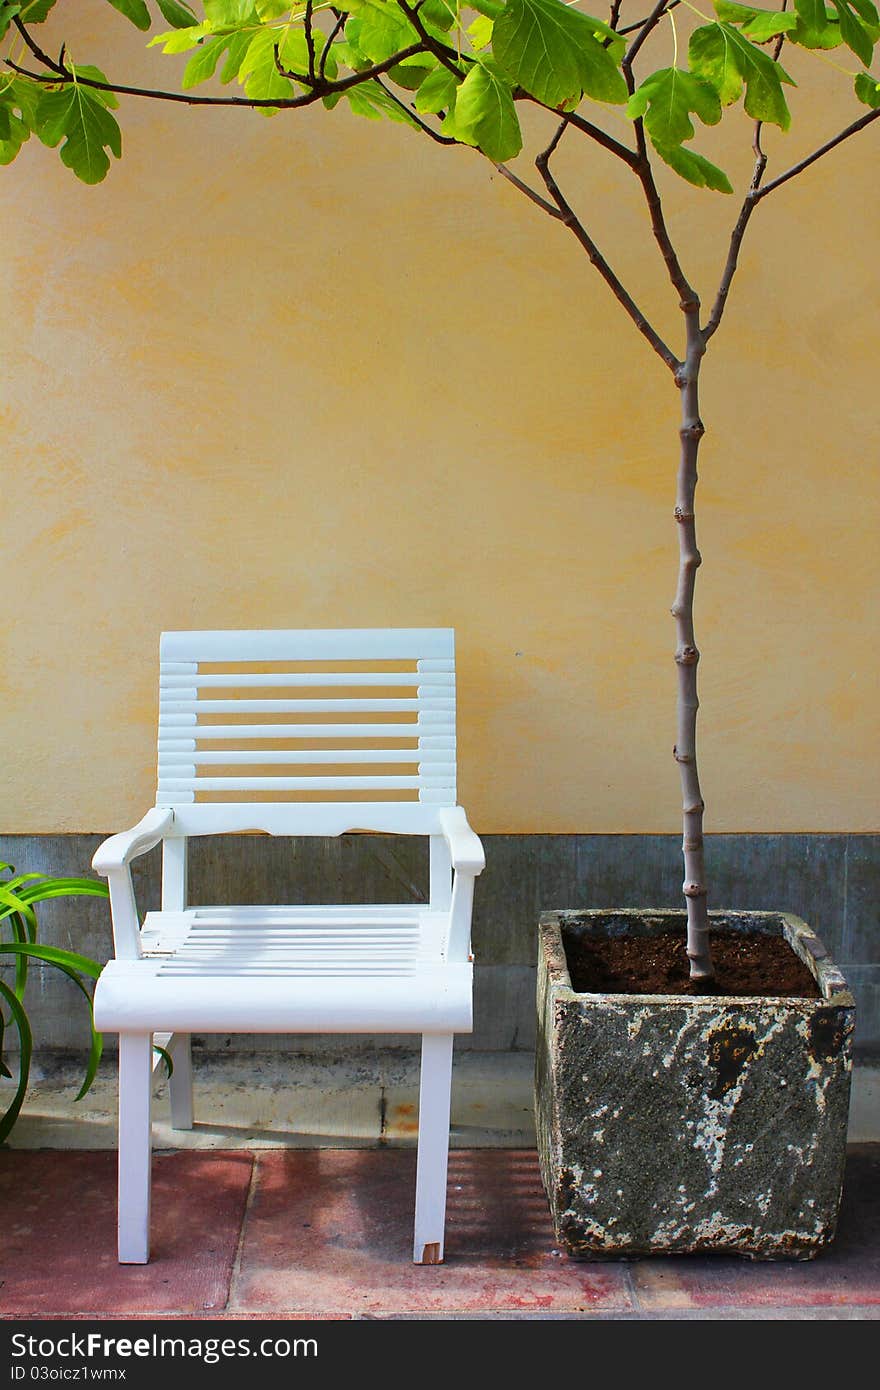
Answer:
[1,1147,877,1318]
[231,1149,635,1315]
[0,1151,253,1317]
[629,1145,880,1311]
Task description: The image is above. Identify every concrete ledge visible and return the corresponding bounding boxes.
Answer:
[2,831,878,1053]
[6,1051,879,1150]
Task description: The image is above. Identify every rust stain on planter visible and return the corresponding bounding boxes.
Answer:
[807,1007,851,1062]
[707,1023,758,1099]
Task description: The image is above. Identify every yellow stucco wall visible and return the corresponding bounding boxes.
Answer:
[2,4,878,833]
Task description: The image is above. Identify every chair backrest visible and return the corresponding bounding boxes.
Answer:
[156,629,457,836]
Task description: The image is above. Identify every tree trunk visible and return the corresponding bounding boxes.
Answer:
[672,317,712,980]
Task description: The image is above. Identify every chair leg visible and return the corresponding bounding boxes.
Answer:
[168,1033,194,1130]
[118,1031,153,1264]
[413,1032,454,1265]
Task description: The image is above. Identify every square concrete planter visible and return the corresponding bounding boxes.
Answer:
[536,909,855,1259]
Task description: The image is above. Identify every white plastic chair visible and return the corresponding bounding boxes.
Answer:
[92,628,484,1266]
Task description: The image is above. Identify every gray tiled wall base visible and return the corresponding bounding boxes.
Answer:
[1,833,877,1054]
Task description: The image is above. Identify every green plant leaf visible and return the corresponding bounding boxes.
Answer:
[0,945,103,1106]
[15,877,108,902]
[830,0,875,63]
[204,0,254,20]
[654,140,734,192]
[149,21,215,52]
[791,14,844,45]
[331,38,368,70]
[448,60,522,159]
[0,978,32,1145]
[0,872,43,893]
[794,0,828,27]
[0,89,29,164]
[237,25,295,106]
[0,887,38,932]
[0,1012,11,1079]
[345,3,415,64]
[182,33,234,87]
[415,64,458,113]
[55,966,102,1102]
[690,23,744,104]
[467,14,494,50]
[75,1019,104,1102]
[156,0,198,26]
[340,79,420,125]
[851,0,880,23]
[219,27,252,81]
[388,61,435,91]
[0,4,21,40]
[153,1043,174,1078]
[713,2,800,39]
[419,0,459,30]
[0,0,55,38]
[105,0,151,30]
[0,871,105,1139]
[690,22,794,127]
[69,64,120,109]
[626,67,722,146]
[855,68,880,101]
[35,83,122,182]
[19,0,59,20]
[492,0,627,109]
[1,908,30,996]
[0,942,104,978]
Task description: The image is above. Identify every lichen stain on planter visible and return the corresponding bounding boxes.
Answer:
[535,910,855,1260]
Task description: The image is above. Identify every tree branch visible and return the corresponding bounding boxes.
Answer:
[617,0,700,314]
[623,0,672,75]
[493,159,565,218]
[703,22,785,340]
[703,109,770,341]
[705,23,880,342]
[753,104,880,204]
[397,2,466,79]
[274,45,313,87]
[634,147,701,313]
[13,15,65,75]
[536,126,680,374]
[557,106,640,168]
[320,11,347,80]
[618,0,680,36]
[4,44,429,111]
[373,76,458,144]
[304,0,317,84]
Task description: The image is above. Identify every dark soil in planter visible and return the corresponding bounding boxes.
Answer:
[564,928,820,998]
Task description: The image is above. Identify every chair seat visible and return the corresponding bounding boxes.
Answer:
[93,906,473,1035]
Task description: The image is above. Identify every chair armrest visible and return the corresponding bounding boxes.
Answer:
[93,809,174,960]
[438,806,485,876]
[92,808,175,875]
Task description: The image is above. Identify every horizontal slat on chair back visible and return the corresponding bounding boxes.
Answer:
[156,629,456,832]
